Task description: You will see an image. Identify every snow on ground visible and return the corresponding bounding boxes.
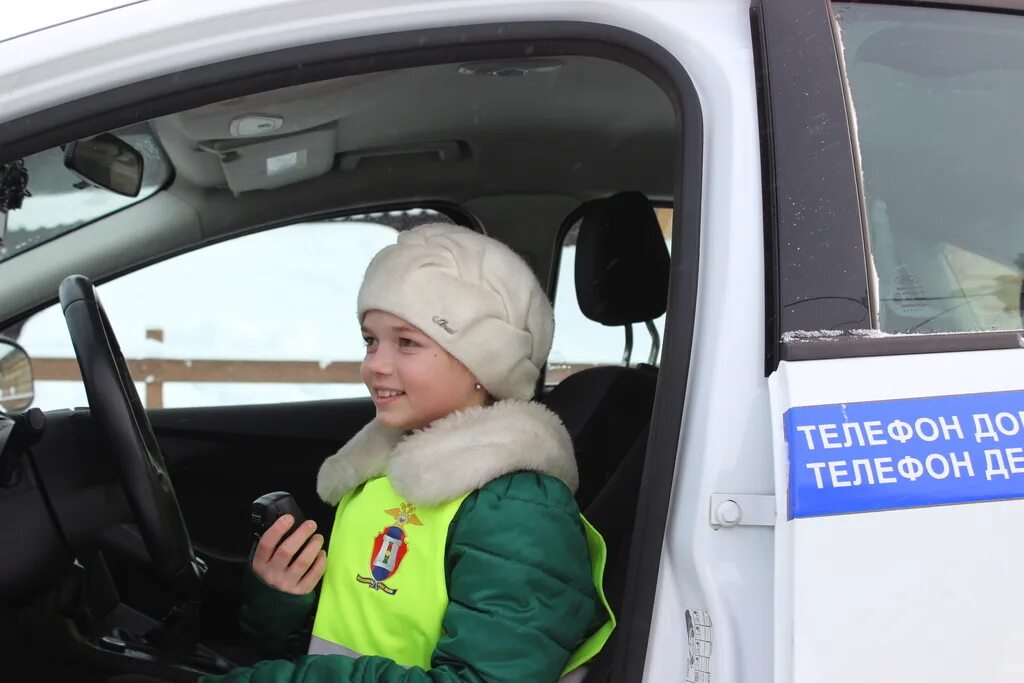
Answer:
[17,219,664,410]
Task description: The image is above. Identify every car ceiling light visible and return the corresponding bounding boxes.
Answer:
[229,114,284,137]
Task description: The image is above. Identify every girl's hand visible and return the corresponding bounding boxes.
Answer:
[252,515,327,595]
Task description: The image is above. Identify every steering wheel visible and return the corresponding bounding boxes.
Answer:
[59,275,201,591]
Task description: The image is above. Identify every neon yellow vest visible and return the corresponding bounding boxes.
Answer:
[311,476,615,674]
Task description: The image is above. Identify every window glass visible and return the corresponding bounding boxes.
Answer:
[2,129,171,263]
[549,207,671,384]
[14,209,457,410]
[834,4,1024,333]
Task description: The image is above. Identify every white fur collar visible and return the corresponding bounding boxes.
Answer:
[316,400,577,507]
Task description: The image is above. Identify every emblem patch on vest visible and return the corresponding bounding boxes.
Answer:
[356,502,422,595]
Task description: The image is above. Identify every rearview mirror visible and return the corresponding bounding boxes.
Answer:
[0,338,34,413]
[63,133,144,197]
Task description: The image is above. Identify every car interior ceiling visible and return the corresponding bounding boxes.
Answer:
[1,51,680,680]
[0,55,676,323]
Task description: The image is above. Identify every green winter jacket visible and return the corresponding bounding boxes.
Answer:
[204,400,611,683]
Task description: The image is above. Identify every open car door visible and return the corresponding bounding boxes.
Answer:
[757,2,1024,681]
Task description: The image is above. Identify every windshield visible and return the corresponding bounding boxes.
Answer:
[1,129,171,263]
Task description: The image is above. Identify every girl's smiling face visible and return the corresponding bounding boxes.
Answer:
[360,310,487,431]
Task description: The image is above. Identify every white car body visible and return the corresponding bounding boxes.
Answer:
[2,2,1021,682]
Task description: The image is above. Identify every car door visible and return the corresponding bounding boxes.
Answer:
[760,2,1024,682]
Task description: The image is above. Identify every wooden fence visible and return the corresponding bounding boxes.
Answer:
[31,329,596,408]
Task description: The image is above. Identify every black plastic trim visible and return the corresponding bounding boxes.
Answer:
[840,0,1024,11]
[0,22,703,681]
[754,0,871,372]
[782,331,1024,361]
[750,4,779,377]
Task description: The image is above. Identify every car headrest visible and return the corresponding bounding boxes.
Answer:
[573,191,670,326]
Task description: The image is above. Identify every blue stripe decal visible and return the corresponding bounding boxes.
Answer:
[785,389,1024,518]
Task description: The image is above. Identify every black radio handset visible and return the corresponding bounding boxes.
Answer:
[251,491,307,540]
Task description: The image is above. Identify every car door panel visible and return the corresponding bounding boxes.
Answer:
[769,349,1024,683]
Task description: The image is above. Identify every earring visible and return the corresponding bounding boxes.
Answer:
[474,383,482,390]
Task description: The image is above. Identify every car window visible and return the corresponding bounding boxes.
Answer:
[548,207,671,384]
[834,3,1024,334]
[13,209,459,410]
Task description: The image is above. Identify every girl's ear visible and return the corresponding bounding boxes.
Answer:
[471,381,494,406]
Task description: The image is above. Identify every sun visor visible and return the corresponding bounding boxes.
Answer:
[210,125,336,195]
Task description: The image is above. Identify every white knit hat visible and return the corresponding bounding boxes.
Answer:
[357,223,554,401]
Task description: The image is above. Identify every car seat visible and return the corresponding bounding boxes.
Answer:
[543,191,670,512]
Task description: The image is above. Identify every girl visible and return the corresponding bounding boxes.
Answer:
[210,223,613,683]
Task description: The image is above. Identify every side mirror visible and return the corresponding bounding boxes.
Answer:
[63,133,144,197]
[0,338,34,413]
